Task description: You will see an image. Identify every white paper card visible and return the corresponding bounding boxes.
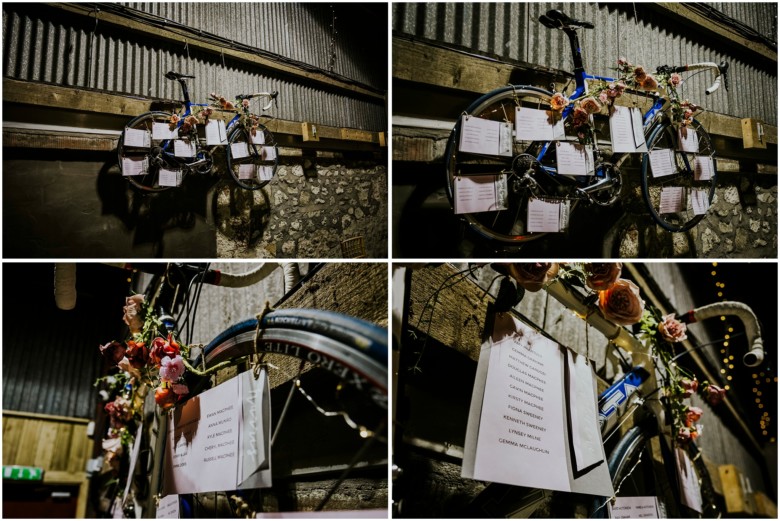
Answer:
[609,106,647,153]
[677,127,699,152]
[258,166,274,181]
[239,164,257,180]
[121,156,149,177]
[250,131,265,145]
[164,370,272,495]
[231,142,250,159]
[262,146,277,161]
[649,149,677,178]
[156,495,180,519]
[174,139,197,158]
[152,122,178,141]
[556,142,594,176]
[691,189,710,215]
[205,119,228,145]
[527,198,561,233]
[453,175,508,214]
[608,496,660,519]
[123,431,143,502]
[159,169,182,187]
[559,200,571,231]
[676,448,703,513]
[694,156,714,181]
[515,107,565,141]
[124,128,151,148]
[459,115,512,157]
[464,313,570,491]
[659,187,685,214]
[566,351,603,473]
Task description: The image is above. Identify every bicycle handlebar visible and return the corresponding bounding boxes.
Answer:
[676,301,764,367]
[658,61,729,95]
[235,91,278,111]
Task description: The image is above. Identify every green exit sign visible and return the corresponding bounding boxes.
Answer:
[3,465,43,481]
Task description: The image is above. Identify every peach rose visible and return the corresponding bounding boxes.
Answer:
[598,279,645,326]
[550,92,569,111]
[633,66,647,82]
[584,263,622,291]
[670,73,681,87]
[571,107,589,127]
[659,313,688,343]
[579,96,602,114]
[641,74,658,91]
[506,263,559,292]
[685,406,703,427]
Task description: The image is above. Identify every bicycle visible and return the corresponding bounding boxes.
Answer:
[444,10,729,245]
[118,71,279,192]
[81,263,388,517]
[393,263,763,518]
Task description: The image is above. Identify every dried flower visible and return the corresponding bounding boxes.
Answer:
[572,107,589,127]
[685,406,704,427]
[125,340,148,369]
[579,96,602,114]
[550,92,569,111]
[680,377,698,398]
[598,279,645,326]
[149,335,180,367]
[123,294,145,334]
[506,263,560,292]
[633,66,647,82]
[641,74,658,91]
[99,341,126,365]
[584,263,622,291]
[659,313,688,343]
[705,384,726,405]
[670,73,681,87]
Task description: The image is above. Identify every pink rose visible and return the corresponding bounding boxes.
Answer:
[598,279,645,326]
[706,384,726,405]
[149,334,181,367]
[641,74,658,91]
[506,263,560,292]
[617,57,629,67]
[160,355,185,383]
[685,406,703,427]
[242,99,250,109]
[598,91,609,104]
[550,92,569,111]
[659,313,688,343]
[579,96,602,114]
[99,341,126,365]
[123,294,145,334]
[584,263,622,291]
[680,377,698,398]
[677,426,691,445]
[172,383,189,396]
[670,73,681,87]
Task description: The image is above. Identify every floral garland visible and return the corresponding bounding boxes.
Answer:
[166,92,242,139]
[96,295,191,475]
[503,262,727,448]
[547,57,701,145]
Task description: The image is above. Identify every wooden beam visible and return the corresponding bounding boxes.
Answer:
[2,410,90,425]
[4,79,384,148]
[49,3,385,102]
[653,3,776,63]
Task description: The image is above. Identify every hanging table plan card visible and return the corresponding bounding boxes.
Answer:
[609,106,647,153]
[648,149,677,178]
[124,128,151,149]
[463,311,614,496]
[515,107,565,141]
[152,122,179,141]
[608,497,661,519]
[205,119,228,146]
[459,115,513,157]
[159,168,183,188]
[454,174,508,214]
[526,197,570,233]
[691,189,710,215]
[659,186,685,214]
[163,368,272,495]
[677,127,700,152]
[694,156,714,181]
[174,139,197,158]
[121,156,149,177]
[556,142,594,176]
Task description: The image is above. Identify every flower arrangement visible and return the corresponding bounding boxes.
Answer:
[546,57,701,144]
[95,295,192,476]
[503,262,728,448]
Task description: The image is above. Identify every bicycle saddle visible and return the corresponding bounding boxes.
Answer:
[164,70,195,80]
[539,10,594,29]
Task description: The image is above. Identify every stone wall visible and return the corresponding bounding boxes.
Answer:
[216,157,388,259]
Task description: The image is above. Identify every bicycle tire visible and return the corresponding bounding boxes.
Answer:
[226,123,279,190]
[444,85,621,245]
[605,425,720,518]
[191,308,388,410]
[640,119,717,232]
[118,111,179,193]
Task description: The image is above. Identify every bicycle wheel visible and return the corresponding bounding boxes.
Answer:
[118,111,179,192]
[444,85,583,244]
[604,425,720,518]
[226,124,279,190]
[641,119,717,232]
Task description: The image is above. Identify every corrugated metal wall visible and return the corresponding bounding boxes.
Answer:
[3,3,387,130]
[392,2,777,124]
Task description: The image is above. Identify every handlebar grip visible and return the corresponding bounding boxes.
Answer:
[682,301,763,368]
[705,74,722,95]
[744,340,765,367]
